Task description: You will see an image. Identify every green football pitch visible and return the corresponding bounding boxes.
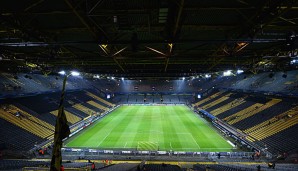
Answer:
[65,105,234,152]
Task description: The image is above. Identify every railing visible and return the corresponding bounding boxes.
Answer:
[61,147,255,159]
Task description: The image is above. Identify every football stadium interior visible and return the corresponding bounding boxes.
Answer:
[1,0,298,171]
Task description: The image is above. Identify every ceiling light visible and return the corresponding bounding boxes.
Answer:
[70,71,80,76]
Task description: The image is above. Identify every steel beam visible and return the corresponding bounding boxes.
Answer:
[164,0,184,72]
[64,0,98,39]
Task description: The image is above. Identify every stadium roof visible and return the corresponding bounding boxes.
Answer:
[1,0,298,77]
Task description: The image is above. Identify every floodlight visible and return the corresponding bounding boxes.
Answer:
[223,70,232,76]
[121,77,124,80]
[58,70,66,75]
[290,59,297,64]
[237,69,244,74]
[70,71,80,76]
[205,74,211,78]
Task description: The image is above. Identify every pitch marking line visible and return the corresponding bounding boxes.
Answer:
[189,134,201,149]
[97,132,111,147]
[64,116,102,146]
[200,148,232,149]
[124,142,128,148]
[170,142,173,149]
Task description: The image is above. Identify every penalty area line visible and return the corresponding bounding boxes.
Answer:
[97,132,111,147]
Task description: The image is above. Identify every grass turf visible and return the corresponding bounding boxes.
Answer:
[65,105,233,152]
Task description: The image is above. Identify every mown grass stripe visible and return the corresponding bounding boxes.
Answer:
[66,105,233,152]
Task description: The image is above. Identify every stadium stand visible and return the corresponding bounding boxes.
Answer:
[50,110,82,124]
[193,90,298,154]
[0,106,53,138]
[201,93,234,110]
[96,163,139,171]
[85,91,115,107]
[210,96,247,116]
[87,101,109,111]
[225,99,281,125]
[221,71,298,95]
[0,71,297,170]
[0,86,117,152]
[0,118,42,151]
[2,0,298,169]
[72,104,96,115]
[66,107,91,118]
[126,94,145,103]
[143,164,182,171]
[261,124,298,153]
[193,164,246,171]
[0,160,49,170]
[192,91,222,107]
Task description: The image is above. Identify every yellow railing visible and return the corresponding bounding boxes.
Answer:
[85,91,115,107]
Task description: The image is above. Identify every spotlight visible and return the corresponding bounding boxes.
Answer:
[237,69,244,74]
[58,70,66,75]
[70,71,80,76]
[205,74,211,78]
[223,70,232,76]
